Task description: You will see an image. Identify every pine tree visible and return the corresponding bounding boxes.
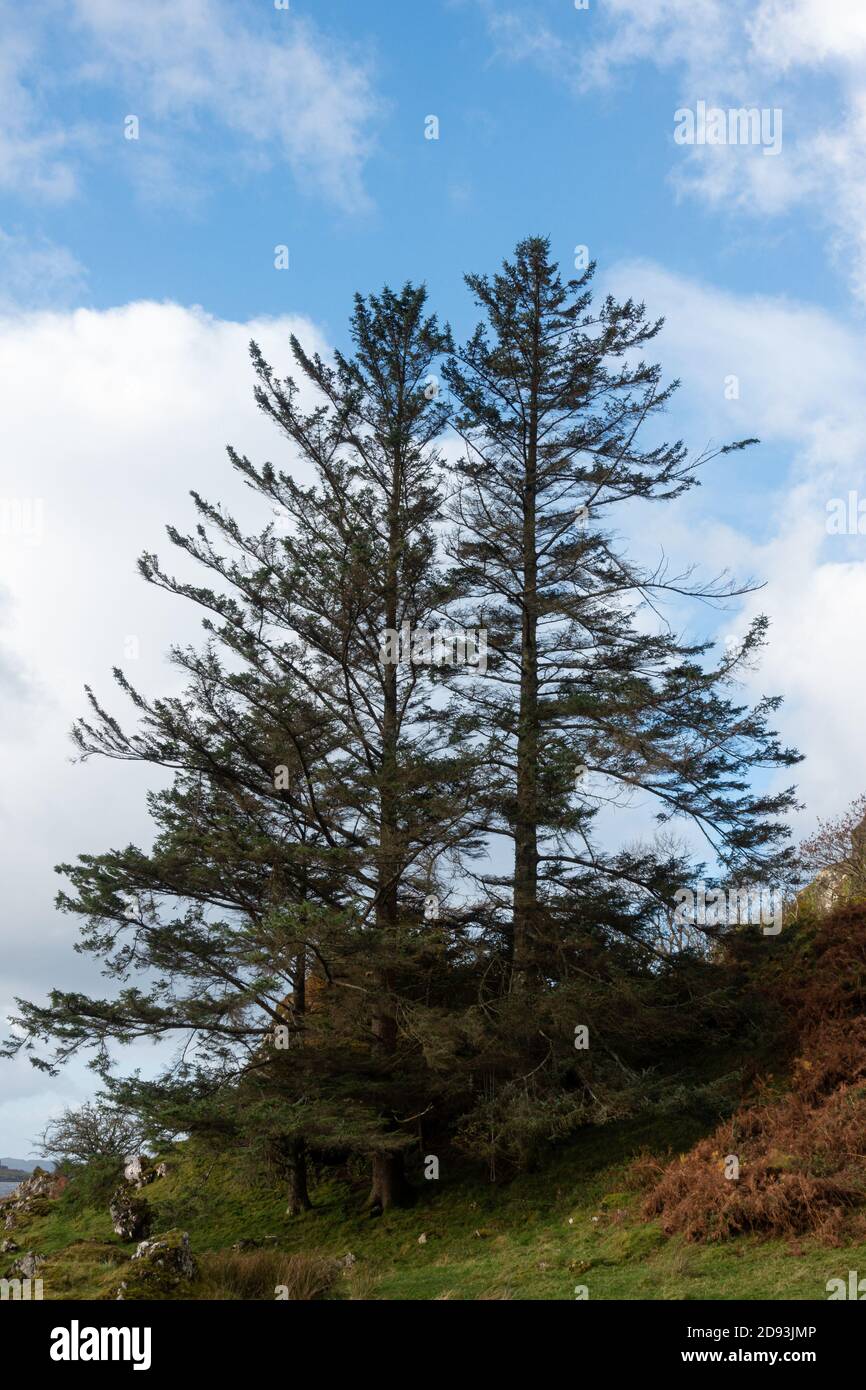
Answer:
[443,236,801,982]
[4,283,484,1212]
[235,283,486,1206]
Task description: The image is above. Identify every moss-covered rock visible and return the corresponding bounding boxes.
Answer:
[111,1230,197,1301]
[3,1179,54,1231]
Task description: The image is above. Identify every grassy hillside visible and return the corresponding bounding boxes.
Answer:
[6,1107,863,1301]
[8,905,866,1301]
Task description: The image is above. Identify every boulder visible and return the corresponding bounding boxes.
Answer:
[10,1251,43,1279]
[109,1185,152,1242]
[1,1172,56,1230]
[123,1155,156,1190]
[131,1230,196,1281]
[113,1230,196,1299]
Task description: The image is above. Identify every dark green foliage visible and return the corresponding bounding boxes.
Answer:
[58,1156,126,1213]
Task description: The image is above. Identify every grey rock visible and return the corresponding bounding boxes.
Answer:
[123,1155,156,1190]
[132,1230,196,1282]
[109,1185,152,1241]
[11,1251,43,1279]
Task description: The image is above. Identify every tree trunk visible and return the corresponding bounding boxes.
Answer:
[366,440,413,1214]
[367,1151,414,1214]
[285,948,312,1215]
[512,293,541,983]
[286,1137,312,1215]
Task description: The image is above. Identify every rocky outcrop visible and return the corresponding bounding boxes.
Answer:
[112,1230,197,1300]
[132,1231,196,1280]
[122,1155,155,1189]
[122,1155,170,1189]
[1,1169,60,1231]
[109,1185,152,1242]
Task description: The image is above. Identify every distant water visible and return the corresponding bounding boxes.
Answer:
[0,1180,20,1198]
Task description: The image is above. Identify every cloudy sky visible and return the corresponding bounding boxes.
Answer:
[2,0,866,1155]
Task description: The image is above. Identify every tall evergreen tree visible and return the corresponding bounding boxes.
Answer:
[4,283,484,1212]
[443,237,800,982]
[235,283,486,1206]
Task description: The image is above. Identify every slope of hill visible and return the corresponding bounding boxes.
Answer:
[4,1113,865,1301]
[6,902,866,1301]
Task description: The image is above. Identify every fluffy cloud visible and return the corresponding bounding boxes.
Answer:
[0,0,379,211]
[604,259,866,823]
[73,0,380,210]
[0,10,83,201]
[747,0,866,69]
[480,0,866,301]
[0,228,88,311]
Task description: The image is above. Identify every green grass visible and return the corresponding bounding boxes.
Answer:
[8,1111,864,1300]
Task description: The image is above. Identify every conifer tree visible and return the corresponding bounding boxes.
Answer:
[443,236,800,983]
[234,283,486,1206]
[4,283,483,1212]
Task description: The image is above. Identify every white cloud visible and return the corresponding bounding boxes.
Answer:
[604,259,866,824]
[480,0,866,303]
[747,0,866,70]
[71,0,379,211]
[0,11,82,201]
[0,228,88,311]
[0,0,379,212]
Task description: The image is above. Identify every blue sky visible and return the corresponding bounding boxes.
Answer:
[2,0,855,329]
[3,0,866,1153]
